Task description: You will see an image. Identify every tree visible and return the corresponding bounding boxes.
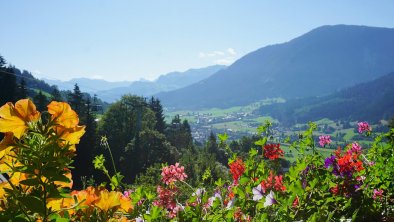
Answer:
[50,87,63,101]
[16,78,28,100]
[68,84,85,118]
[0,64,17,105]
[72,98,97,189]
[148,97,166,133]
[33,90,48,112]
[165,115,193,151]
[97,95,156,184]
[0,55,6,68]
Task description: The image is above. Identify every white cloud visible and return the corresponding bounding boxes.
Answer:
[215,58,234,65]
[227,48,237,55]
[199,48,238,65]
[91,75,105,79]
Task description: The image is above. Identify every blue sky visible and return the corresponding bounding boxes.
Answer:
[1,0,394,82]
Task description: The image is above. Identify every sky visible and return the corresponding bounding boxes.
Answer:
[1,0,394,82]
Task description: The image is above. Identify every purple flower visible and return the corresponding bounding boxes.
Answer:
[319,135,332,147]
[252,184,264,201]
[324,155,335,168]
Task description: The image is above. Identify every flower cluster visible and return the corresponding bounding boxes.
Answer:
[260,171,286,193]
[358,121,371,134]
[263,143,284,160]
[325,147,364,178]
[161,162,188,185]
[153,186,179,218]
[229,158,245,184]
[319,135,331,147]
[48,186,133,218]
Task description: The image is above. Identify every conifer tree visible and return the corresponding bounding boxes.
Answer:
[34,90,49,112]
[69,84,85,120]
[16,78,28,100]
[0,59,17,104]
[149,97,166,133]
[50,87,63,101]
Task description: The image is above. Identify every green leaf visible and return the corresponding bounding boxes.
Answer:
[218,133,228,143]
[19,178,39,186]
[19,196,46,215]
[255,137,267,146]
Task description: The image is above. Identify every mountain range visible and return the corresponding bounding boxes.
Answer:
[45,65,225,102]
[156,25,394,109]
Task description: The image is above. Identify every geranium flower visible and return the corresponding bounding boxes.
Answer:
[347,142,361,155]
[260,171,286,193]
[319,135,331,147]
[0,99,40,139]
[373,189,384,200]
[263,143,284,160]
[264,191,277,207]
[47,101,79,128]
[94,189,121,212]
[161,163,187,185]
[357,121,371,134]
[229,158,245,184]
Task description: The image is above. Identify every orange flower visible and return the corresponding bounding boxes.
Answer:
[71,186,99,207]
[0,99,40,139]
[94,190,121,212]
[47,101,79,128]
[119,195,133,213]
[53,125,86,151]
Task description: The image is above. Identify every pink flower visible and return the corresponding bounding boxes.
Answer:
[319,135,332,147]
[347,142,362,155]
[161,163,188,185]
[373,189,384,200]
[358,122,371,134]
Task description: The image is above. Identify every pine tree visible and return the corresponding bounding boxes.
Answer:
[69,84,85,120]
[0,62,17,105]
[148,97,166,133]
[50,87,63,101]
[34,91,49,112]
[16,78,28,100]
[72,98,97,189]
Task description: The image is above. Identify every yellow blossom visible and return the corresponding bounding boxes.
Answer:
[0,99,40,139]
[94,189,121,212]
[47,101,79,128]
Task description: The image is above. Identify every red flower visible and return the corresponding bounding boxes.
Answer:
[229,158,245,184]
[263,143,284,160]
[292,196,299,208]
[260,171,286,193]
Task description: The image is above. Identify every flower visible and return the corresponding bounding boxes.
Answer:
[373,189,384,200]
[260,171,286,193]
[229,158,245,184]
[161,163,187,185]
[263,143,284,160]
[94,189,121,212]
[292,196,299,208]
[264,190,277,207]
[319,135,331,147]
[53,125,86,150]
[347,142,362,155]
[47,101,79,128]
[357,121,371,134]
[119,194,133,213]
[0,99,40,139]
[252,184,264,201]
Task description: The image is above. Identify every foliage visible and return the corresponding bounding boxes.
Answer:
[0,99,393,221]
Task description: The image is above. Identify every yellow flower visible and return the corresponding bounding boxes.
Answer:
[94,189,121,212]
[54,125,86,151]
[119,195,133,213]
[0,133,15,163]
[47,101,79,128]
[0,99,40,139]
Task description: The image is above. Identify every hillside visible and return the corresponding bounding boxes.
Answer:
[157,25,394,109]
[256,72,394,125]
[43,78,133,93]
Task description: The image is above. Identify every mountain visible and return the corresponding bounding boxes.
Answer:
[43,78,133,93]
[256,72,394,124]
[157,25,394,109]
[96,65,225,102]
